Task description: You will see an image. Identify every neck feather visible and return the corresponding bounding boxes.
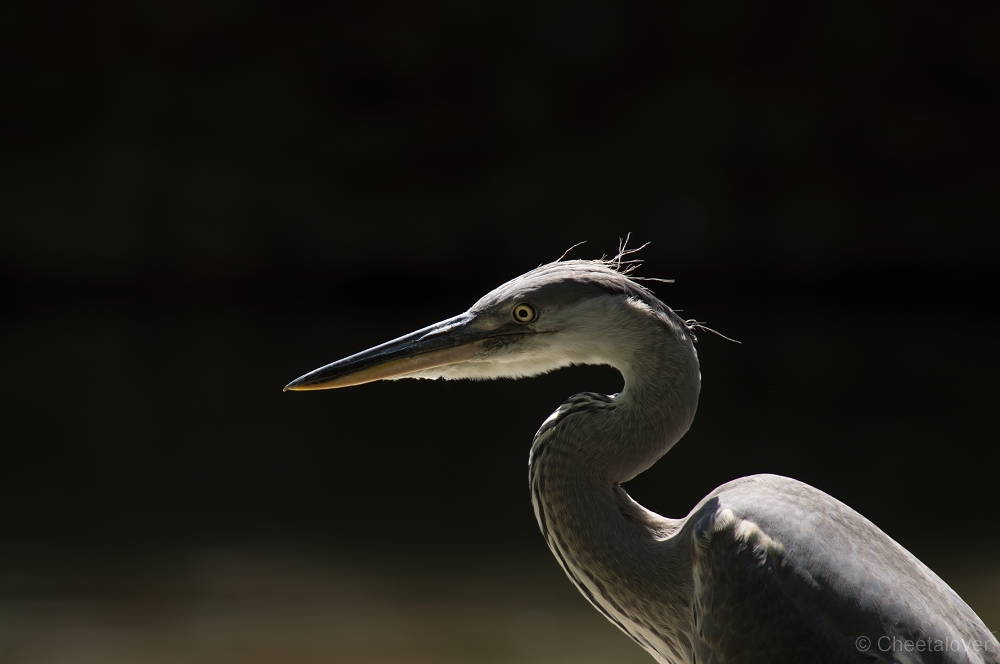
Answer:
[526,300,700,656]
[531,299,700,483]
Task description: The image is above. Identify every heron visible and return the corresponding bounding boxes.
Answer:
[285,251,998,663]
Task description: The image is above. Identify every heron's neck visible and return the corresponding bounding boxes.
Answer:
[531,305,700,484]
[527,306,699,655]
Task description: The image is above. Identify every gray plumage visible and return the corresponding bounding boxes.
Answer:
[286,257,998,664]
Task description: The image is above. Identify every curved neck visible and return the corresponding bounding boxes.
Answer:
[533,303,700,484]
[527,305,700,658]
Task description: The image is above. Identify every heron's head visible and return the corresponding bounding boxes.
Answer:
[284,259,692,391]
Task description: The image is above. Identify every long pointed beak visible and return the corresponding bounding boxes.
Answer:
[284,313,485,391]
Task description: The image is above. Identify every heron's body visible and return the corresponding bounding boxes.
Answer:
[287,256,998,663]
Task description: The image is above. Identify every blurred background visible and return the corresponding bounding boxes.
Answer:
[2,1,998,661]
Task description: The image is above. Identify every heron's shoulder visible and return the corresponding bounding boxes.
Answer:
[685,473,908,615]
[684,476,787,565]
[687,473,897,569]
[687,474,831,541]
[683,475,1000,661]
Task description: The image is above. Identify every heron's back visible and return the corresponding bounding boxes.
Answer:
[686,474,998,664]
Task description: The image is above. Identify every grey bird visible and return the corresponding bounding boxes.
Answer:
[285,254,998,663]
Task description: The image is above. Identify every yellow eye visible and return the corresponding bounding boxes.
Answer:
[512,303,537,323]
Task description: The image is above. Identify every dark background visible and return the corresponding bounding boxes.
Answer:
[3,2,998,558]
